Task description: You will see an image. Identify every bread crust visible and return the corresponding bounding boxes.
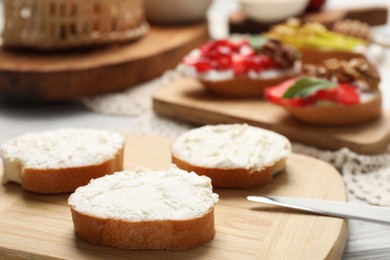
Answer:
[19,146,124,193]
[70,207,216,251]
[300,48,366,64]
[200,72,298,98]
[285,93,382,126]
[172,154,286,189]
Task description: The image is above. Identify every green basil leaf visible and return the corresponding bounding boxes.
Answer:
[248,35,267,51]
[282,77,336,98]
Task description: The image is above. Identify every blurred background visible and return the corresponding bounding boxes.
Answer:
[208,0,390,39]
[1,0,389,39]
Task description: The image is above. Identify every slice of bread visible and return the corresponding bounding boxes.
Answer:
[171,124,291,188]
[285,92,382,126]
[200,70,299,98]
[1,128,124,193]
[68,165,219,251]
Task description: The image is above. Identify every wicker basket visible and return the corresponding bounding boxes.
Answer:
[2,0,149,49]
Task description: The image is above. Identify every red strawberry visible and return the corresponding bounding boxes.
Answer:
[194,59,211,73]
[245,56,262,72]
[189,39,278,74]
[315,83,359,105]
[264,78,305,107]
[259,56,276,69]
[264,78,360,108]
[245,55,277,73]
[232,54,247,76]
[216,55,232,70]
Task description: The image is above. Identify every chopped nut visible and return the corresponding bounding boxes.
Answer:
[332,19,371,41]
[302,58,380,90]
[323,58,380,89]
[324,59,356,82]
[260,39,298,69]
[349,58,380,88]
[302,64,331,79]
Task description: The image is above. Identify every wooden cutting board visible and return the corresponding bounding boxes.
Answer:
[153,77,390,155]
[0,134,347,259]
[0,23,208,100]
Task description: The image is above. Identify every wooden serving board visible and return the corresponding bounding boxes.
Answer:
[0,134,347,259]
[0,23,208,100]
[153,78,390,154]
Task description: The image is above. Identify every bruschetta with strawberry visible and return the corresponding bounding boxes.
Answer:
[264,58,381,126]
[178,37,301,97]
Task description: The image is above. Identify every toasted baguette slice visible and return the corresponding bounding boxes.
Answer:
[200,71,298,98]
[68,165,219,251]
[171,124,291,188]
[300,48,366,65]
[1,128,124,193]
[178,58,301,98]
[285,92,382,126]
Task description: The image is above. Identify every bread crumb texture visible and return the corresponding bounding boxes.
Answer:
[172,124,291,169]
[1,128,124,183]
[69,165,219,221]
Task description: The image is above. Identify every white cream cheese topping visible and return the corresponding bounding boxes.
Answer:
[68,165,219,221]
[171,124,291,170]
[1,128,124,183]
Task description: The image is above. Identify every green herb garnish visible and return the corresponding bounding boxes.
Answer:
[282,77,336,98]
[248,35,268,51]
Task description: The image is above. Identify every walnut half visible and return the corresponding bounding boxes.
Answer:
[260,39,299,69]
[302,58,380,90]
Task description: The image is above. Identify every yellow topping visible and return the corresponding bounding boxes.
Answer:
[266,19,366,51]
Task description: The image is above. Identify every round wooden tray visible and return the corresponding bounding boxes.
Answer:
[0,23,209,100]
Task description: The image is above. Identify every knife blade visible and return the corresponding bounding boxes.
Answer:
[247,196,390,225]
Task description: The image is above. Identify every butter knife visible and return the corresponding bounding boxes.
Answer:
[247,196,390,225]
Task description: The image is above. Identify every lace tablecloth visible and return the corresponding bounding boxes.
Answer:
[81,72,390,207]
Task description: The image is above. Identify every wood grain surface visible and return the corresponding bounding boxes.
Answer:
[0,23,208,100]
[153,78,390,154]
[0,134,347,259]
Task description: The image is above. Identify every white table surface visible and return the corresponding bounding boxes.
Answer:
[1,0,390,259]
